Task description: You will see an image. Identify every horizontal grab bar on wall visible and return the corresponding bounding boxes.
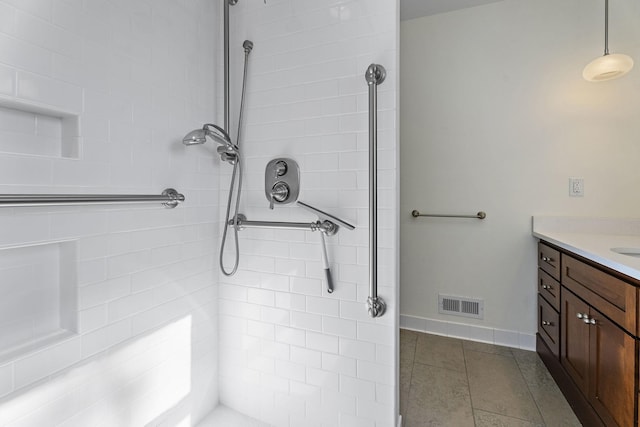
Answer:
[0,188,185,209]
[229,214,341,235]
[411,210,487,220]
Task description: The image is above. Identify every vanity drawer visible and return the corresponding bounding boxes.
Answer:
[538,294,560,357]
[538,242,560,281]
[562,254,637,335]
[538,269,560,312]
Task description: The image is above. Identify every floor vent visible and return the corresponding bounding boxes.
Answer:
[438,294,484,319]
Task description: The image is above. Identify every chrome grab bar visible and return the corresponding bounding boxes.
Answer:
[229,214,339,235]
[232,203,354,294]
[365,63,386,318]
[411,210,487,220]
[0,188,185,208]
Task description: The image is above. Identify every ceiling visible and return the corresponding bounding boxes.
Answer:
[400,0,505,21]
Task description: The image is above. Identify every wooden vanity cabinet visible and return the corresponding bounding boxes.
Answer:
[561,287,636,427]
[539,242,561,280]
[537,243,562,358]
[561,289,590,395]
[537,242,639,427]
[589,308,635,427]
[538,294,560,356]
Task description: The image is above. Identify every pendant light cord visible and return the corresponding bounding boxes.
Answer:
[604,0,609,55]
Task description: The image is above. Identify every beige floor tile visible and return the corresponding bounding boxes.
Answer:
[463,340,513,357]
[401,331,418,364]
[400,388,410,419]
[512,351,581,427]
[511,349,557,389]
[527,383,582,427]
[466,350,543,423]
[414,333,466,373]
[405,363,475,427]
[400,355,413,395]
[401,328,420,344]
[400,331,581,427]
[474,410,545,427]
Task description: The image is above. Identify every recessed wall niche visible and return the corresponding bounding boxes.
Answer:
[0,100,80,158]
[0,241,78,361]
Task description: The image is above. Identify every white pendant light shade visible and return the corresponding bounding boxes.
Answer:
[583,53,634,82]
[583,0,633,82]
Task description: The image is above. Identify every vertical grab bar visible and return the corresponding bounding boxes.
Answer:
[365,64,387,318]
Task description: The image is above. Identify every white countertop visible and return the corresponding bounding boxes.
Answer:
[532,216,640,281]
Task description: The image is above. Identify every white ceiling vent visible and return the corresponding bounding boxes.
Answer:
[438,294,484,319]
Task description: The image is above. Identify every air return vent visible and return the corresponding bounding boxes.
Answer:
[438,294,484,319]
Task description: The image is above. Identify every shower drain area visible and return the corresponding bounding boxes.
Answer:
[0,241,78,361]
[438,294,484,319]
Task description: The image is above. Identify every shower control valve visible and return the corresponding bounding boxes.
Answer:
[274,160,287,178]
[265,158,299,208]
[269,182,289,209]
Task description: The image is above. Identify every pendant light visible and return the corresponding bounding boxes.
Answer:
[583,0,633,82]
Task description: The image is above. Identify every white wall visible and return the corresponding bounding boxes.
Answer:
[400,0,640,347]
[0,0,221,425]
[217,1,399,426]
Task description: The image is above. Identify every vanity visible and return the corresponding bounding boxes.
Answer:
[533,217,640,427]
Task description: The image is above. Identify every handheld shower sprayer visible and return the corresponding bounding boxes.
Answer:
[182,124,236,150]
[182,39,254,277]
[182,124,238,164]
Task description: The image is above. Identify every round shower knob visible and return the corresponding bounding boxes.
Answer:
[269,182,290,209]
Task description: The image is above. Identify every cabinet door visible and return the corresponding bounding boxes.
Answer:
[589,310,636,427]
[561,288,590,395]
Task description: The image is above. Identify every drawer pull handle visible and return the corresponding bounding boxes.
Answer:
[541,256,554,263]
[584,317,597,325]
[542,321,554,326]
[541,284,553,290]
[576,313,585,319]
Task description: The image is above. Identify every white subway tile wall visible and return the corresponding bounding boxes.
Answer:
[218,0,398,426]
[0,0,398,425]
[0,241,76,360]
[0,0,220,426]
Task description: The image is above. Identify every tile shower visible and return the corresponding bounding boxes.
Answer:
[0,1,399,426]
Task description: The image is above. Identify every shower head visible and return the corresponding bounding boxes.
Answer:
[204,123,233,146]
[243,40,253,54]
[182,128,207,145]
[182,124,236,151]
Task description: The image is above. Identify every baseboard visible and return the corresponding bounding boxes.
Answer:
[400,314,536,351]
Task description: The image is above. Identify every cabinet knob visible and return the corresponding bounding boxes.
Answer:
[542,321,554,326]
[576,313,584,319]
[541,256,554,263]
[541,284,553,290]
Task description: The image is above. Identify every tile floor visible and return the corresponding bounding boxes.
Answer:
[400,329,582,427]
[197,405,269,427]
